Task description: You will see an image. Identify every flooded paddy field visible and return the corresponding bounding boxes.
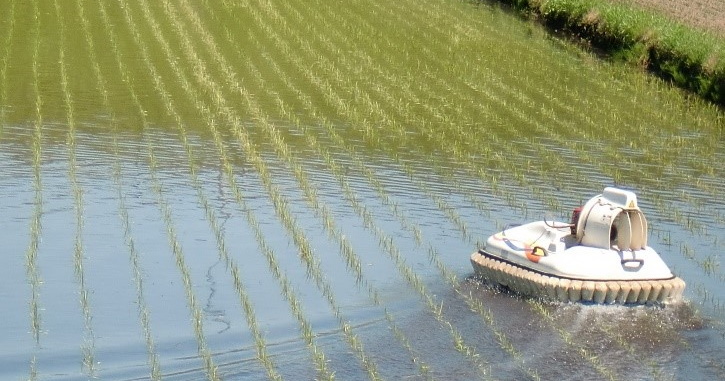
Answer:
[0,0,723,380]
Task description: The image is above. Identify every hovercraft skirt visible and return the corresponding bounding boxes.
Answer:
[471,252,685,304]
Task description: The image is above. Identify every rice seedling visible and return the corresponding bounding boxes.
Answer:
[0,0,16,140]
[54,0,98,375]
[29,356,37,381]
[79,1,164,378]
[25,0,44,347]
[147,147,220,381]
[105,2,222,379]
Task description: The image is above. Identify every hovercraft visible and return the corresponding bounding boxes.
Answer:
[471,187,685,304]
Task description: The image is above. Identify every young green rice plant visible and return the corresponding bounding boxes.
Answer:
[25,0,43,347]
[147,147,220,381]
[109,2,222,379]
[90,2,163,378]
[0,0,16,140]
[54,0,98,375]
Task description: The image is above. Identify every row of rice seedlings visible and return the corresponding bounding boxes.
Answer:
[0,0,17,140]
[233,3,497,378]
[80,0,163,377]
[268,2,640,377]
[25,0,44,349]
[114,3,282,377]
[147,149,220,381]
[54,0,98,375]
[120,0,334,377]
[155,0,385,376]
[111,1,221,379]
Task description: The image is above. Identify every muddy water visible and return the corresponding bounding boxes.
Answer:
[1,0,724,380]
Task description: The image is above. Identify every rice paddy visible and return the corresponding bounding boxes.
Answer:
[0,0,723,380]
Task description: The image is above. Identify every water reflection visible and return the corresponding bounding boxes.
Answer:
[0,117,723,379]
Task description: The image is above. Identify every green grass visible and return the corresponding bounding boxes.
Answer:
[494,0,725,106]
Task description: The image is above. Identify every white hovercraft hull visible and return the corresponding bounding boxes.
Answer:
[470,221,685,304]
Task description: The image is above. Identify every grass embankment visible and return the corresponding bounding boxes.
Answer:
[492,0,725,107]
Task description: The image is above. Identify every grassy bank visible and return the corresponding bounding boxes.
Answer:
[490,0,725,107]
